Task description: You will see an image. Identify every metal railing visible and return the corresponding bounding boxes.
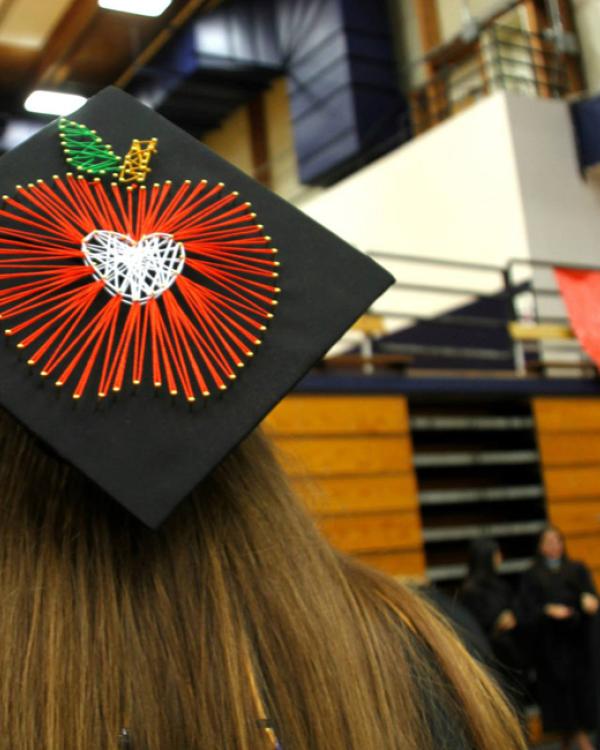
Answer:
[409,21,575,135]
[331,250,600,380]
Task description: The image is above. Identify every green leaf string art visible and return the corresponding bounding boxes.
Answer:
[59,117,122,176]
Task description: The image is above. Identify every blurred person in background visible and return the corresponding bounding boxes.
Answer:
[517,526,599,750]
[459,539,527,713]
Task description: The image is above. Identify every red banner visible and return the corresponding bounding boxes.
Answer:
[555,267,600,367]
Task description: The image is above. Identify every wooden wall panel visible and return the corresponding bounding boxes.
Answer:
[544,467,600,500]
[564,535,600,569]
[356,550,426,577]
[266,395,409,435]
[276,436,413,477]
[538,433,600,466]
[534,397,600,587]
[549,499,600,536]
[318,512,422,554]
[534,398,600,433]
[293,474,418,515]
[266,394,425,578]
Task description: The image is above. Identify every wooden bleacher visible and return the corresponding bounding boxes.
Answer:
[534,397,600,590]
[264,394,425,577]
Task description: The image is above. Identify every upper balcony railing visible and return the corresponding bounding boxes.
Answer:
[409,20,579,136]
[322,252,599,386]
[260,8,582,203]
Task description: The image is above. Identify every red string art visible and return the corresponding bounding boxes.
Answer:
[0,176,280,401]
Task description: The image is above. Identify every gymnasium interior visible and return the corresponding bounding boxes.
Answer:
[2,0,600,746]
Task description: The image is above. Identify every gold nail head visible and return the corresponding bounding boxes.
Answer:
[55,380,64,387]
[187,396,196,402]
[4,329,11,335]
[27,359,35,365]
[154,381,162,387]
[98,392,106,398]
[260,325,267,331]
[246,351,254,357]
[202,390,210,397]
[1,195,8,201]
[271,248,279,254]
[133,379,141,385]
[184,179,191,184]
[237,361,244,368]
[254,339,262,345]
[170,389,178,396]
[112,386,121,392]
[218,182,225,187]
[228,374,236,380]
[72,394,81,400]
[218,384,227,391]
[40,371,49,377]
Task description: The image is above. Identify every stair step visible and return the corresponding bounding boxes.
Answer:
[411,415,534,431]
[419,484,543,505]
[414,449,538,468]
[427,556,533,582]
[423,519,546,543]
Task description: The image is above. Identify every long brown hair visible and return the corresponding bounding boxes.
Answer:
[0,408,525,749]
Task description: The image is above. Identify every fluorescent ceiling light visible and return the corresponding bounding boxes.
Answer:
[24,90,87,116]
[98,0,173,17]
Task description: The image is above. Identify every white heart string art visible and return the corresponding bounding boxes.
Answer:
[82,230,185,304]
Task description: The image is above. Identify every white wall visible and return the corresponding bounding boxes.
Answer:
[506,93,600,337]
[574,0,600,93]
[299,92,529,320]
[299,90,600,342]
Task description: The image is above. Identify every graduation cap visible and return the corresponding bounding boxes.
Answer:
[0,87,393,527]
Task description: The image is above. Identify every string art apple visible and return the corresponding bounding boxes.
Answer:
[0,118,280,401]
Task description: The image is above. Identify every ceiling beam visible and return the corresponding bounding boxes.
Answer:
[27,0,98,89]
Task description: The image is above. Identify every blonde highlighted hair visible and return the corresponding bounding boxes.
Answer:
[0,410,525,749]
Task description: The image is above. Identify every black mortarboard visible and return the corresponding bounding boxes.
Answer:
[0,87,393,527]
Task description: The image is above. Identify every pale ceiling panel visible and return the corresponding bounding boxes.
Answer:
[0,0,73,49]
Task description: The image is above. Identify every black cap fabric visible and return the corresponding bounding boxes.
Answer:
[0,87,393,527]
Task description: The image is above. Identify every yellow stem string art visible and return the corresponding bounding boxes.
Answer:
[119,138,158,184]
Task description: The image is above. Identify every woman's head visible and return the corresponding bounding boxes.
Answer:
[467,538,501,580]
[537,525,565,561]
[0,406,525,750]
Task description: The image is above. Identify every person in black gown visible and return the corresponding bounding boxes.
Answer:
[459,539,526,711]
[517,526,599,750]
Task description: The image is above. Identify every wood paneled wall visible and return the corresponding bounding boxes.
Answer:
[264,395,425,578]
[534,398,600,589]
